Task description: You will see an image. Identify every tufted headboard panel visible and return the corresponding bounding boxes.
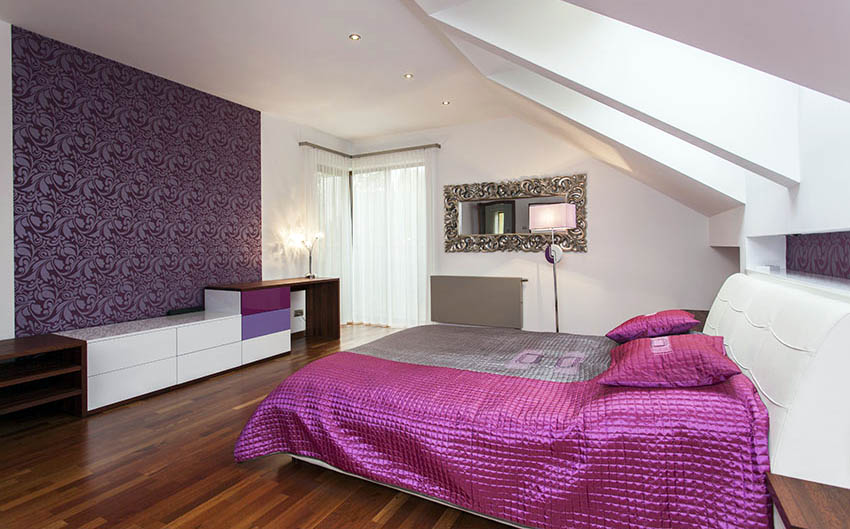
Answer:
[704,273,850,488]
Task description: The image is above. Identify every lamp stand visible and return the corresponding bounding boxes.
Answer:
[305,246,316,279]
[552,252,559,334]
[547,229,564,333]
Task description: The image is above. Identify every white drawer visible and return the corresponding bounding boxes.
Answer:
[88,357,176,410]
[88,328,176,376]
[176,317,240,355]
[242,330,291,365]
[177,342,241,383]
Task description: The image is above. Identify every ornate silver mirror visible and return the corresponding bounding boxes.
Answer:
[443,174,587,253]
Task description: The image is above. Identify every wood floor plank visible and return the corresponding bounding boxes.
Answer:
[0,325,511,529]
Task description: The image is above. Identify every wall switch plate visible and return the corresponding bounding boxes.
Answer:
[293,309,304,317]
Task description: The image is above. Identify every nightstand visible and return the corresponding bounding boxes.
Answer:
[766,472,850,529]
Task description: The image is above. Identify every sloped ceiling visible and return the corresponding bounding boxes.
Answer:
[446,33,745,216]
[496,90,746,216]
[564,0,850,106]
[422,0,802,188]
[1,0,826,217]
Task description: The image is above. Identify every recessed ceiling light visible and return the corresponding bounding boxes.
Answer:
[403,73,414,80]
[441,100,451,105]
[348,33,361,41]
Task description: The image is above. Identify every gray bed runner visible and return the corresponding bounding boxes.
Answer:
[350,324,615,383]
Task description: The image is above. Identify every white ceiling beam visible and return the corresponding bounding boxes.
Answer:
[447,33,748,207]
[426,0,802,189]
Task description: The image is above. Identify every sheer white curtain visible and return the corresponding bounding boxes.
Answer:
[302,146,353,324]
[350,149,433,327]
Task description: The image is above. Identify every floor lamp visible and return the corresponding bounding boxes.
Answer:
[529,202,577,333]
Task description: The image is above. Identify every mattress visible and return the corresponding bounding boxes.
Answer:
[235,324,771,529]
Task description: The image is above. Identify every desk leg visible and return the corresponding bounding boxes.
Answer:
[305,283,340,340]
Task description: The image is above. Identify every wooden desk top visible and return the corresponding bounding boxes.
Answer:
[766,472,850,529]
[0,334,87,361]
[208,277,339,292]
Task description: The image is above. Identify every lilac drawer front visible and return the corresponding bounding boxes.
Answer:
[242,309,290,340]
[241,287,290,316]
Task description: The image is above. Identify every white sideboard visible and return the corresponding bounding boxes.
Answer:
[59,312,244,411]
[204,286,292,365]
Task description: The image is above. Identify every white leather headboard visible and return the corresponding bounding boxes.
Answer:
[704,273,850,489]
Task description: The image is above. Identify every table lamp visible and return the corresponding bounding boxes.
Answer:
[289,232,324,279]
[529,202,577,332]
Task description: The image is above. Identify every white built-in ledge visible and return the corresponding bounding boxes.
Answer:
[747,267,850,303]
[58,311,238,342]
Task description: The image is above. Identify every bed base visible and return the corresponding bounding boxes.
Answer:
[288,453,533,529]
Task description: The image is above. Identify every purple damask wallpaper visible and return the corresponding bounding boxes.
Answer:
[13,27,261,337]
[786,232,850,279]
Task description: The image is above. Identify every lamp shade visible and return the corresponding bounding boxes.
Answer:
[528,202,576,231]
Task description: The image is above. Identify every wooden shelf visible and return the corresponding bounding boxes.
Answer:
[0,360,82,389]
[0,333,87,417]
[0,386,83,416]
[0,334,86,361]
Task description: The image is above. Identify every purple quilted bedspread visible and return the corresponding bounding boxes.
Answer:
[235,351,770,529]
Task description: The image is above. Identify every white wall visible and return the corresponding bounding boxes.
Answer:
[261,113,351,281]
[709,87,850,270]
[354,116,739,334]
[0,22,12,339]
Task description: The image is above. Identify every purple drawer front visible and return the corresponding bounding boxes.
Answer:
[242,308,290,340]
[241,287,290,315]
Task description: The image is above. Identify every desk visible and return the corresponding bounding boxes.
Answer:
[208,278,340,340]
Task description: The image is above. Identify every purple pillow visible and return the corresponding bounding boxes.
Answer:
[598,334,740,388]
[605,310,699,344]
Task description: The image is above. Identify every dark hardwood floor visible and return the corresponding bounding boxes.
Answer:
[0,325,511,529]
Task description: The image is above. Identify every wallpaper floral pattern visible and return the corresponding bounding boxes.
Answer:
[786,232,850,279]
[13,27,261,337]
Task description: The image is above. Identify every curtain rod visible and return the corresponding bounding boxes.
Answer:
[298,141,441,159]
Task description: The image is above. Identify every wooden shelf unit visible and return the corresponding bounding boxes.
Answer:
[0,334,87,417]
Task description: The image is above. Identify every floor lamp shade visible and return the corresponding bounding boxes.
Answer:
[529,202,577,231]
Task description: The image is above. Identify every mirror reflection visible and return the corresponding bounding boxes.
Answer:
[458,196,566,235]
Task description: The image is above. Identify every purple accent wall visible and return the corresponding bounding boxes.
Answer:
[786,232,850,279]
[242,309,290,340]
[12,27,262,337]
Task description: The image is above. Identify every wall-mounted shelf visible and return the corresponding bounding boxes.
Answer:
[0,334,87,417]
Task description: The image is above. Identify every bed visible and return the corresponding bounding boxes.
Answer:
[234,272,850,528]
[237,325,775,527]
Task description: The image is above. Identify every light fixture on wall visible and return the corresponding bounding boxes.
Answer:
[289,232,324,279]
[348,33,361,41]
[441,100,451,105]
[403,73,414,80]
[529,201,577,333]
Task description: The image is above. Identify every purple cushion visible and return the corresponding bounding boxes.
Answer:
[598,334,740,388]
[605,310,700,344]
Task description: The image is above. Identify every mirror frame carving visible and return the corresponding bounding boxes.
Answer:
[444,174,587,253]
